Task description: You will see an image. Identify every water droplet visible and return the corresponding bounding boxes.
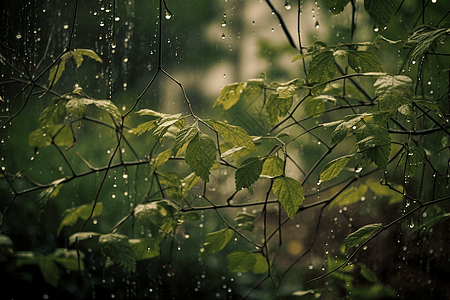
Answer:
[115,16,120,21]
[221,33,225,39]
[222,20,227,27]
[16,32,22,39]
[165,10,172,19]
[100,21,105,27]
[284,1,291,10]
[63,24,69,30]
[315,20,320,29]
[374,26,379,32]
[432,0,437,3]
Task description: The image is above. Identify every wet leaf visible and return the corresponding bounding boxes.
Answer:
[68,232,101,245]
[265,85,296,125]
[348,51,385,73]
[323,0,351,15]
[343,223,382,251]
[39,258,60,287]
[273,177,304,219]
[173,124,199,156]
[202,228,234,257]
[133,120,157,136]
[397,146,425,178]
[151,148,172,173]
[402,26,450,62]
[320,154,354,182]
[185,132,217,182]
[99,233,136,272]
[235,157,263,190]
[358,263,378,283]
[261,156,284,177]
[205,119,256,151]
[364,0,394,28]
[58,203,103,235]
[213,82,245,110]
[374,75,413,112]
[129,237,160,260]
[226,250,268,274]
[75,48,103,63]
[234,212,256,232]
[308,51,336,94]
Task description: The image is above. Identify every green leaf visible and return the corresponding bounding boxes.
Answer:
[129,237,160,260]
[51,248,85,271]
[226,250,268,274]
[402,26,450,62]
[323,0,351,15]
[241,78,264,100]
[308,51,336,94]
[173,124,199,156]
[58,203,103,235]
[292,290,322,298]
[414,99,443,118]
[413,212,450,233]
[364,0,394,28]
[48,60,67,86]
[343,223,382,251]
[348,51,385,73]
[28,128,52,148]
[51,125,74,147]
[75,48,103,63]
[397,146,425,178]
[213,82,245,110]
[152,114,183,141]
[235,157,263,190]
[39,258,60,287]
[0,234,13,262]
[320,154,354,182]
[99,233,136,272]
[329,114,366,144]
[234,212,256,232]
[39,97,67,126]
[261,156,284,177]
[202,228,234,257]
[37,178,65,207]
[158,172,184,203]
[329,185,368,210]
[185,133,217,182]
[151,148,172,173]
[356,123,391,171]
[133,120,158,136]
[65,97,121,123]
[182,172,201,197]
[205,119,256,151]
[374,75,414,112]
[291,53,310,63]
[265,85,296,126]
[304,95,337,117]
[358,263,378,283]
[68,232,101,245]
[134,200,179,235]
[398,104,416,126]
[273,177,304,219]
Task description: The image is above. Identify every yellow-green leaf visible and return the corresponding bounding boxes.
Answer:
[185,133,217,182]
[273,177,304,219]
[202,228,234,257]
[205,119,256,151]
[343,223,382,251]
[213,82,245,110]
[58,203,103,235]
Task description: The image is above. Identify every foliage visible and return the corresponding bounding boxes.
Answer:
[1,0,450,299]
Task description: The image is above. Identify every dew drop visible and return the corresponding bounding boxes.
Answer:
[221,33,225,39]
[314,20,320,29]
[16,32,22,39]
[222,20,227,27]
[284,1,291,10]
[165,10,172,20]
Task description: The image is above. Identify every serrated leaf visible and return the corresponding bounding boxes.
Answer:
[398,146,426,178]
[397,104,416,126]
[235,157,263,190]
[185,133,217,182]
[261,156,284,177]
[129,237,160,260]
[358,263,378,283]
[213,82,245,110]
[402,26,449,62]
[205,119,256,151]
[65,97,121,123]
[173,124,199,156]
[348,51,385,73]
[202,228,234,257]
[413,213,450,233]
[356,123,391,171]
[265,85,296,126]
[133,120,157,136]
[374,75,413,112]
[226,250,268,274]
[330,185,368,210]
[99,233,136,272]
[363,145,391,171]
[323,0,351,14]
[273,177,304,219]
[364,0,394,28]
[308,51,336,94]
[320,154,354,182]
[68,232,101,245]
[58,203,104,235]
[234,212,256,232]
[151,114,183,141]
[343,223,382,251]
